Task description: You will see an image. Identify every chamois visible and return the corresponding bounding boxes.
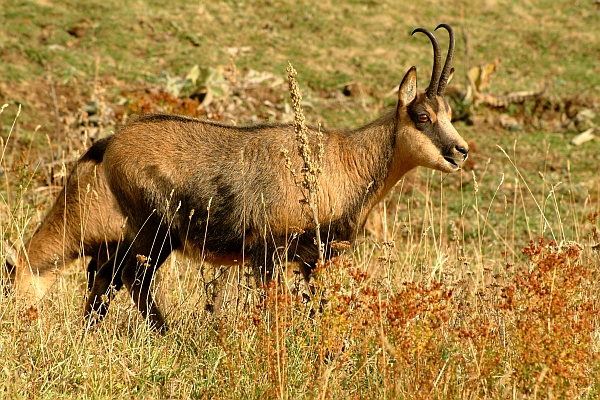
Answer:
[7,24,469,331]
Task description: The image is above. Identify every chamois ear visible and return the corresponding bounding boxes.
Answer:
[446,67,454,85]
[398,66,417,107]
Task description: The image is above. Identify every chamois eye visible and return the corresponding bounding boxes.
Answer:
[418,114,429,123]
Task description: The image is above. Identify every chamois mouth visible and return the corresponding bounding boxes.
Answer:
[444,156,459,169]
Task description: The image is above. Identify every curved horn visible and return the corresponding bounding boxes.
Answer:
[435,24,455,96]
[411,27,441,100]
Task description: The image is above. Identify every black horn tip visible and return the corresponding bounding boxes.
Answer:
[435,23,454,33]
[411,27,430,36]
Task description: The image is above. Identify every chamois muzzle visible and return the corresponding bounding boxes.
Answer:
[442,139,469,172]
[444,145,469,169]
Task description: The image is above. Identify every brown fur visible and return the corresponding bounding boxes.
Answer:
[8,28,469,332]
[11,137,127,301]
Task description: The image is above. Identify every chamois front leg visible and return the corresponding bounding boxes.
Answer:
[86,241,122,292]
[119,229,176,332]
[121,255,167,332]
[84,245,129,325]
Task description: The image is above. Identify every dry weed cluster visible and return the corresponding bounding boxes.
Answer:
[245,234,600,398]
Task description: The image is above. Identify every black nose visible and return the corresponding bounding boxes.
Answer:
[456,146,469,160]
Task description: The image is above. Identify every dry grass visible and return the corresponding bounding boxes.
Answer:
[2,89,600,398]
[2,0,600,397]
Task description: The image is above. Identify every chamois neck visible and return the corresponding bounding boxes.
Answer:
[344,110,413,189]
[340,112,396,191]
[344,111,396,175]
[331,110,415,214]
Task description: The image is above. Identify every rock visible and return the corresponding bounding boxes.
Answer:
[574,108,597,132]
[571,128,597,146]
[499,114,522,131]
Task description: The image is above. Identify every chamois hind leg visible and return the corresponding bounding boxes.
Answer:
[120,229,177,332]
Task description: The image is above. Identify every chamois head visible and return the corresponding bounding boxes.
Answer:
[396,24,469,173]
